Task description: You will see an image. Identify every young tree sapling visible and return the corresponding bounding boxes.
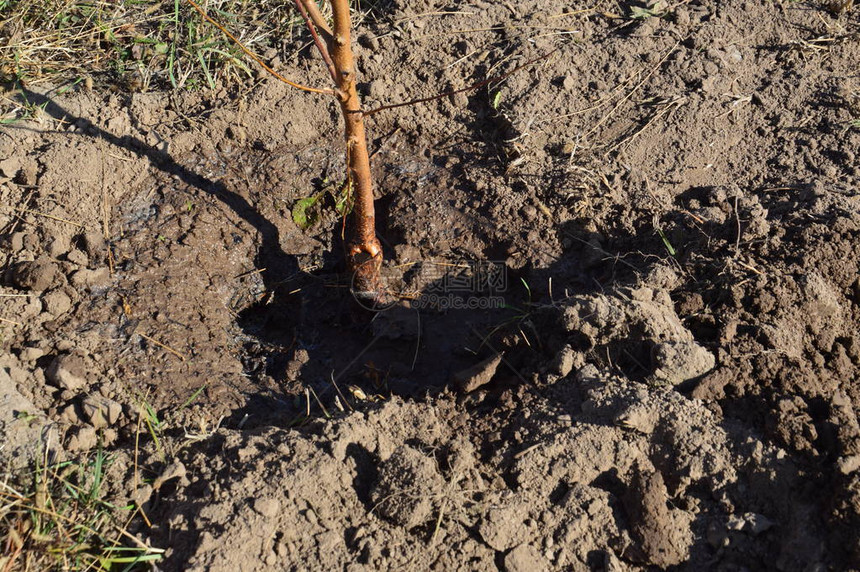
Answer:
[294,0,383,301]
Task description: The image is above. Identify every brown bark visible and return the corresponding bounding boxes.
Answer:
[327,0,382,298]
[302,0,332,38]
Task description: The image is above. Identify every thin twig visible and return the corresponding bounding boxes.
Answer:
[735,259,763,275]
[411,308,421,371]
[585,40,680,138]
[133,405,142,493]
[329,371,354,412]
[308,385,330,418]
[609,95,685,153]
[363,49,557,117]
[235,267,267,279]
[514,443,541,459]
[137,333,187,361]
[429,499,447,545]
[1,205,83,227]
[733,194,742,256]
[3,189,35,235]
[185,0,335,95]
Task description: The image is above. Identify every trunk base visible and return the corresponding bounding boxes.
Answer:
[347,238,387,307]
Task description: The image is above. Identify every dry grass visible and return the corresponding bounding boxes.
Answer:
[0,0,305,91]
[0,445,163,570]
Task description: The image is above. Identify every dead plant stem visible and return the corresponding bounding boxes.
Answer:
[2,205,83,228]
[137,332,187,361]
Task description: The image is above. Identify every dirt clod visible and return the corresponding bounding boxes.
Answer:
[0,368,51,469]
[549,345,579,378]
[45,353,89,391]
[80,395,123,428]
[478,505,532,552]
[42,289,73,317]
[452,353,503,393]
[504,543,545,572]
[67,425,99,451]
[370,445,445,529]
[80,231,106,262]
[153,460,188,491]
[68,267,110,290]
[623,464,690,567]
[8,258,59,292]
[651,341,715,385]
[252,497,281,519]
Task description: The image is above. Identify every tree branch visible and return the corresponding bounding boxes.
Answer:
[294,0,339,86]
[302,0,334,39]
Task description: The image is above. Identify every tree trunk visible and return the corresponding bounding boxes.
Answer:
[328,0,382,299]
